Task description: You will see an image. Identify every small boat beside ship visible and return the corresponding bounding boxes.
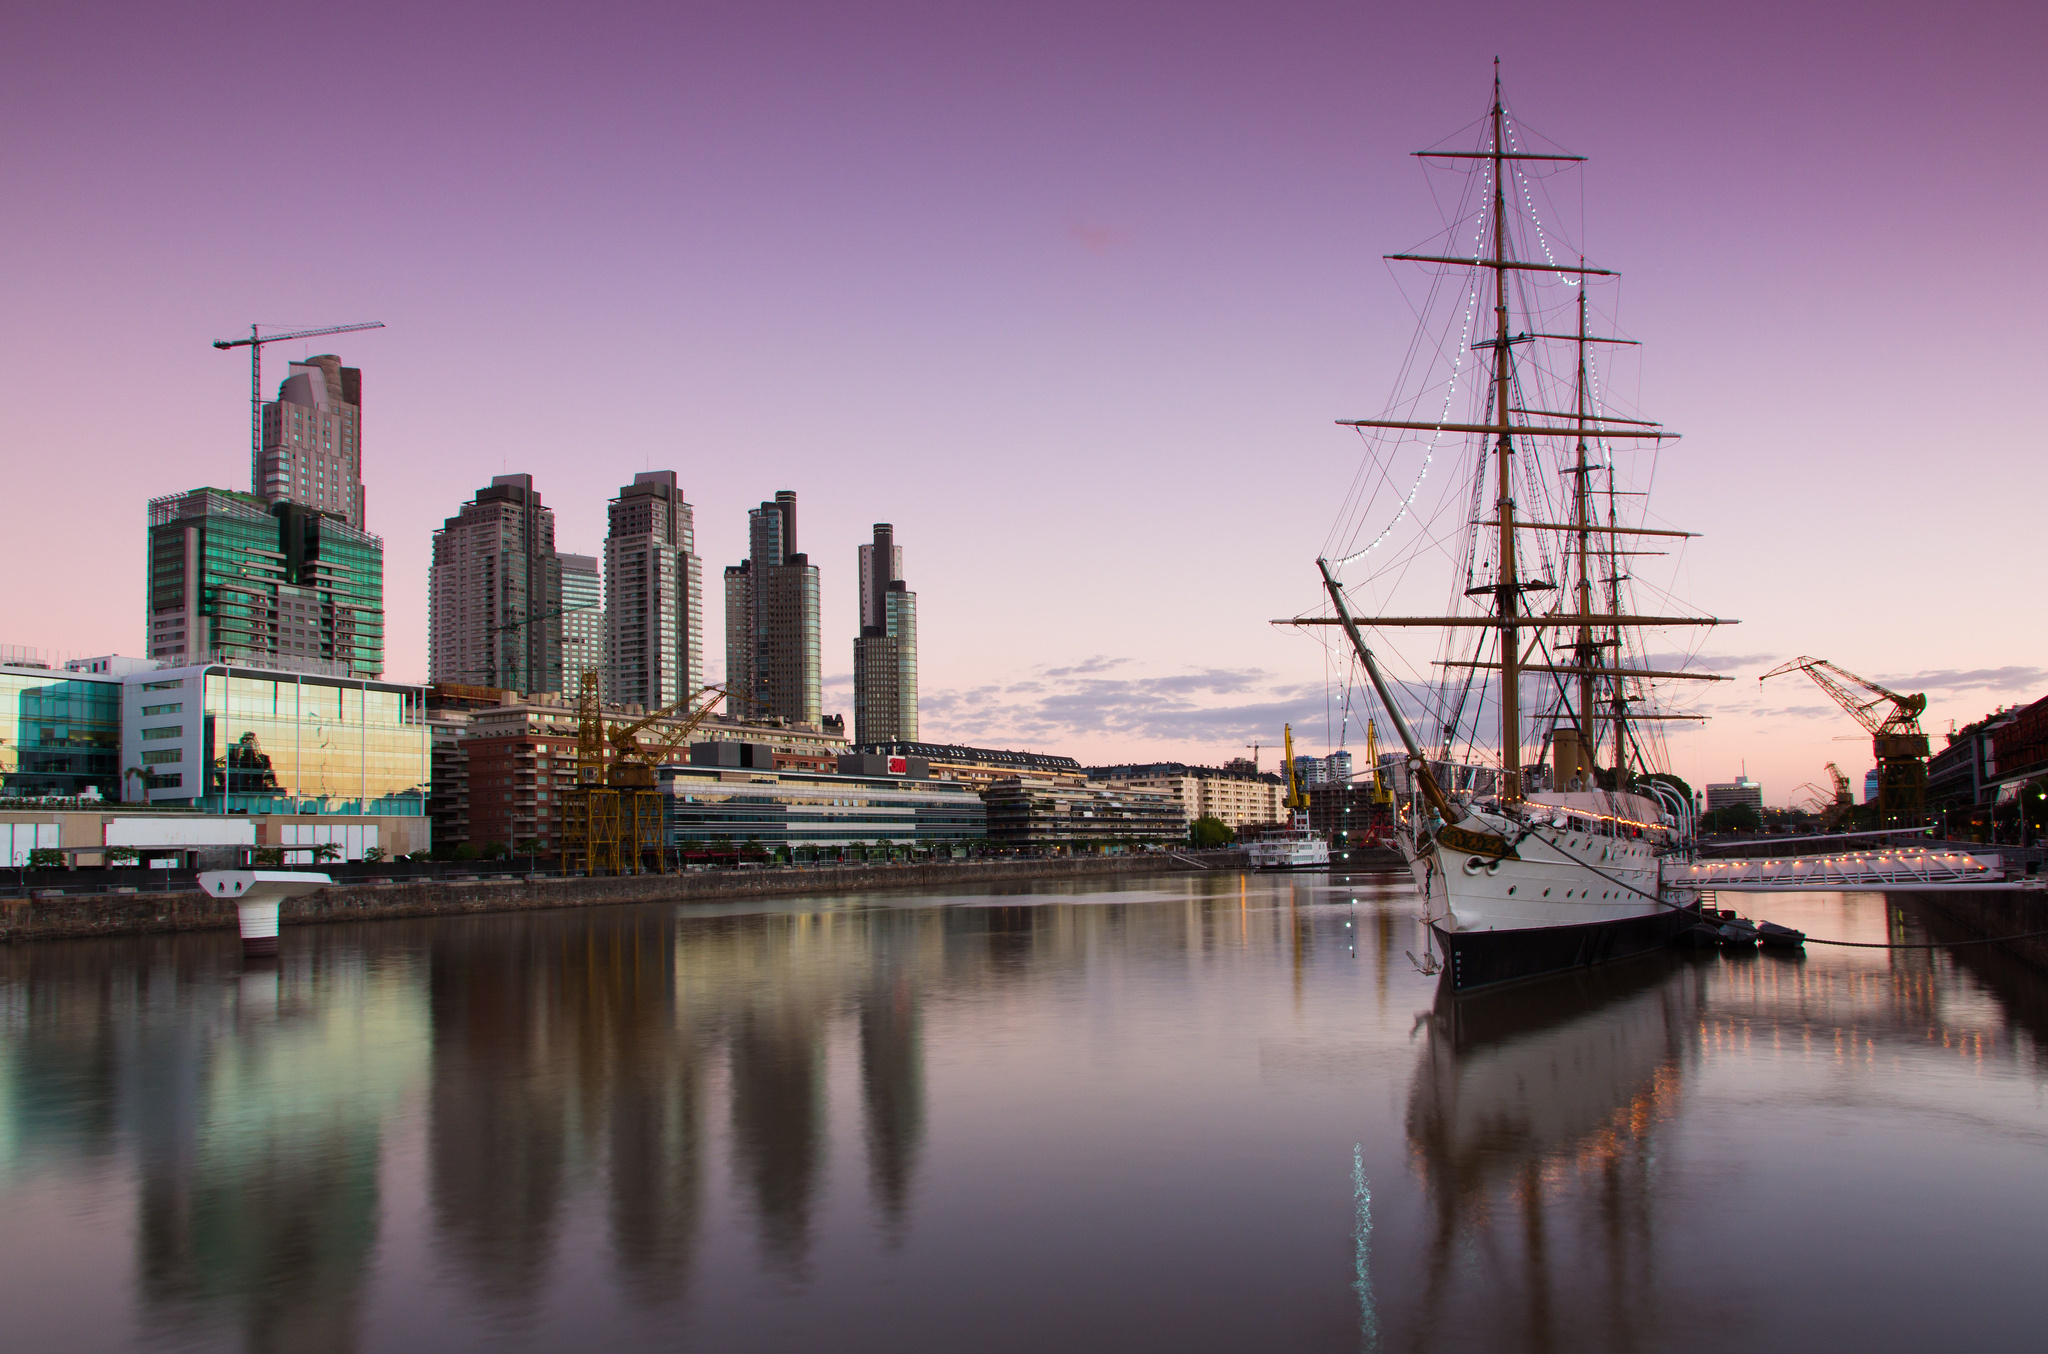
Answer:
[1286,69,1727,990]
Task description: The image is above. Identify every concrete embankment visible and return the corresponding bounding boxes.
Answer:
[1898,887,2048,977]
[0,853,1243,945]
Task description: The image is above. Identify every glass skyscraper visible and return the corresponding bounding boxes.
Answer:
[146,488,385,679]
[729,491,821,726]
[853,522,917,744]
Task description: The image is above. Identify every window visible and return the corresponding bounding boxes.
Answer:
[141,702,182,717]
[141,679,183,691]
[141,749,181,765]
[150,773,183,788]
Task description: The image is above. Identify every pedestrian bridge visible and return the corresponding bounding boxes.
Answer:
[1667,848,2032,892]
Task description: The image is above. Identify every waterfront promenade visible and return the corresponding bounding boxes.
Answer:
[0,851,1245,944]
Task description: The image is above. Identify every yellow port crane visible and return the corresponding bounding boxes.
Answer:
[562,677,734,877]
[1282,724,1308,813]
[1365,718,1391,806]
[1760,656,1929,824]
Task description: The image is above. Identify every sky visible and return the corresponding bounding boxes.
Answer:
[3,0,2044,803]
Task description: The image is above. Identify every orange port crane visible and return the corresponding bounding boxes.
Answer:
[1759,657,1929,823]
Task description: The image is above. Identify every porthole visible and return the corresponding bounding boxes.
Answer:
[1507,886,1517,895]
[1542,888,1551,896]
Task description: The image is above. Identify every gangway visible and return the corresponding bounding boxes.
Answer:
[1667,847,2026,892]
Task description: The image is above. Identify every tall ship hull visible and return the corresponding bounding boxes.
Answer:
[1287,67,1725,993]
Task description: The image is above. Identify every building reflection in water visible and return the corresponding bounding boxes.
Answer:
[1404,957,1702,1353]
[0,932,424,1354]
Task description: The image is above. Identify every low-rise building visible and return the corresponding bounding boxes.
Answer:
[982,779,1180,848]
[0,656,124,800]
[1091,763,1286,831]
[659,761,983,851]
[427,686,853,853]
[858,741,1084,792]
[122,663,430,818]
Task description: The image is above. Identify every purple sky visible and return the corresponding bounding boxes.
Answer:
[4,0,2044,801]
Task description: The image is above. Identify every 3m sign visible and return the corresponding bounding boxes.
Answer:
[887,756,908,775]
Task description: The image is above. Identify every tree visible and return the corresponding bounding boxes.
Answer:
[361,846,386,863]
[1189,816,1232,849]
[251,847,286,867]
[310,843,343,864]
[1700,803,1761,834]
[107,848,140,867]
[452,843,480,862]
[26,847,65,870]
[477,840,509,860]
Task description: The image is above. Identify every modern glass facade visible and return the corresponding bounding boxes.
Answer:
[146,488,385,678]
[0,666,121,798]
[124,665,428,815]
[660,765,983,848]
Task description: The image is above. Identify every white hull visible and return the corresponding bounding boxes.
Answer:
[1401,794,1678,934]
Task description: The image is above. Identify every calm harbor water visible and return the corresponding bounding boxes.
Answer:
[3,872,2046,1353]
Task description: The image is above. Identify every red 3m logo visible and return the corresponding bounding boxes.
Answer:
[888,757,907,775]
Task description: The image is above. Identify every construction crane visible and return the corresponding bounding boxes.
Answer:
[1760,656,1929,823]
[213,322,386,476]
[1244,743,1261,773]
[1365,718,1391,806]
[1281,724,1308,813]
[562,681,741,877]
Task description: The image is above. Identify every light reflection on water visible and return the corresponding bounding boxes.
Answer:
[1,876,2045,1352]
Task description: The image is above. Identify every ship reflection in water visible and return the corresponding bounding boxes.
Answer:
[1405,958,1700,1352]
[3,881,2048,1353]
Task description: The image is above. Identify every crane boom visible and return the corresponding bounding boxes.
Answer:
[212,321,386,489]
[1760,656,1929,823]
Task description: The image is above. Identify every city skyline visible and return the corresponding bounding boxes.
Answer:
[5,2,2046,799]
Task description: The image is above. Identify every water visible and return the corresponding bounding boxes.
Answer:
[3,873,2046,1353]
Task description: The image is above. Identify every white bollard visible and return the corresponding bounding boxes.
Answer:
[197,871,333,959]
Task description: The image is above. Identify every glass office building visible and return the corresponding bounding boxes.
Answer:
[147,488,385,678]
[660,764,983,849]
[0,663,122,798]
[124,664,428,815]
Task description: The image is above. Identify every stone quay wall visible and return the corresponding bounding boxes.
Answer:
[0,853,1244,945]
[1897,888,2048,977]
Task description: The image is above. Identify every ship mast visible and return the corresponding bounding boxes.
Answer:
[1572,281,1596,787]
[1487,70,1523,800]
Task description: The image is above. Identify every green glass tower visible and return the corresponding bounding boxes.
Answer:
[146,487,385,679]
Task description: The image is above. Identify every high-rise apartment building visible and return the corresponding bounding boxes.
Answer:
[727,491,821,726]
[853,523,917,744]
[428,475,561,694]
[558,552,603,695]
[146,487,385,678]
[603,471,701,712]
[723,559,753,699]
[254,356,367,531]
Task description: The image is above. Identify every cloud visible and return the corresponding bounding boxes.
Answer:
[1640,650,1780,672]
[1879,666,2048,694]
[918,663,1336,752]
[1042,656,1126,677]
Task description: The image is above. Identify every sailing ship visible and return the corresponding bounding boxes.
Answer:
[1290,68,1727,990]
[1248,723,1330,870]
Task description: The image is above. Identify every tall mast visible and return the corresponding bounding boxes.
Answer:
[1489,66,1521,800]
[1573,282,1595,785]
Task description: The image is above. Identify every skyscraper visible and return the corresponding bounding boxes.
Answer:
[728,491,821,726]
[429,475,561,694]
[558,552,603,696]
[604,471,702,712]
[723,559,753,701]
[254,356,366,530]
[146,487,385,678]
[853,523,917,744]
